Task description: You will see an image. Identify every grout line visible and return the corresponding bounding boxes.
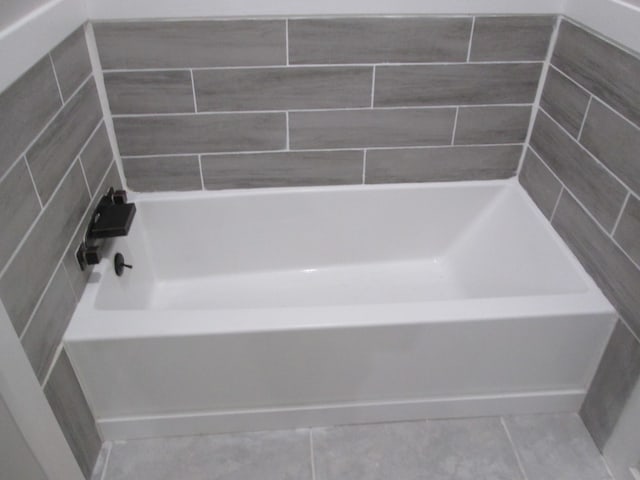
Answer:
[23,158,44,209]
[309,430,316,480]
[549,186,565,221]
[285,112,290,150]
[466,16,476,62]
[285,19,290,66]
[77,156,93,195]
[592,92,640,132]
[190,69,198,113]
[451,107,460,145]
[611,191,631,236]
[577,96,593,141]
[197,154,205,190]
[41,342,64,387]
[500,417,531,480]
[99,442,113,480]
[362,150,367,184]
[370,65,376,108]
[49,54,65,104]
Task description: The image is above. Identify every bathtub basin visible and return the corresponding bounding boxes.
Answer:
[65,179,616,440]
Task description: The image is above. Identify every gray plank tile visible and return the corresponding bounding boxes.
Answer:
[366,144,521,183]
[518,148,562,219]
[50,27,92,101]
[104,429,311,480]
[104,70,195,115]
[202,150,363,189]
[20,265,76,383]
[290,108,455,149]
[552,20,640,126]
[80,123,113,195]
[470,16,555,61]
[581,320,640,449]
[614,194,640,267]
[580,98,640,193]
[193,66,372,112]
[289,17,471,64]
[540,67,590,138]
[0,57,62,177]
[504,413,610,480]
[374,63,542,107]
[0,162,89,334]
[26,78,102,204]
[44,349,102,479]
[114,113,286,156]
[454,105,531,145]
[313,418,523,480]
[551,191,640,337]
[531,110,627,231]
[94,20,286,69]
[123,155,201,192]
[0,159,41,271]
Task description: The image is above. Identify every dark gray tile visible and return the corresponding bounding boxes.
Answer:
[366,144,521,183]
[0,159,41,270]
[518,148,562,219]
[94,20,286,69]
[540,67,590,138]
[531,110,627,231]
[290,108,455,149]
[44,349,102,479]
[0,162,89,334]
[581,320,640,449]
[552,20,640,127]
[289,17,471,64]
[114,113,286,156]
[470,16,555,61]
[104,70,195,115]
[202,150,363,189]
[454,105,531,145]
[50,27,92,101]
[26,78,102,204]
[580,98,640,193]
[193,66,372,112]
[374,63,542,107]
[504,413,610,480]
[20,265,76,383]
[0,57,62,177]
[615,195,640,267]
[80,123,113,195]
[552,191,640,337]
[123,155,201,192]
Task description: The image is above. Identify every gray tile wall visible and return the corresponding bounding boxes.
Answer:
[518,19,640,450]
[0,26,117,478]
[94,16,555,191]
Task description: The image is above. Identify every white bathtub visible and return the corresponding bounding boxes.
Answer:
[65,179,616,440]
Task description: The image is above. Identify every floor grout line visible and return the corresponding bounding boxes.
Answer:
[309,429,316,480]
[500,416,531,480]
[466,16,476,62]
[577,95,593,141]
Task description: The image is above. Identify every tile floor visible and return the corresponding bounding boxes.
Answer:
[92,413,613,480]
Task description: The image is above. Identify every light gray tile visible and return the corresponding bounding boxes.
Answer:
[504,413,610,480]
[20,265,76,383]
[123,156,201,192]
[366,144,521,183]
[518,148,562,219]
[94,20,286,69]
[104,429,311,480]
[551,191,640,337]
[615,195,640,267]
[104,70,195,115]
[580,98,640,194]
[374,63,542,107]
[290,108,455,149]
[80,123,113,195]
[454,105,531,145]
[0,162,89,334]
[26,78,102,204]
[50,26,92,101]
[44,349,102,479]
[581,320,640,449]
[531,110,627,231]
[193,67,372,112]
[540,67,590,138]
[114,113,286,156]
[0,57,62,177]
[470,16,555,61]
[289,17,471,64]
[313,418,523,480]
[0,159,41,270]
[552,20,640,126]
[202,150,363,189]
